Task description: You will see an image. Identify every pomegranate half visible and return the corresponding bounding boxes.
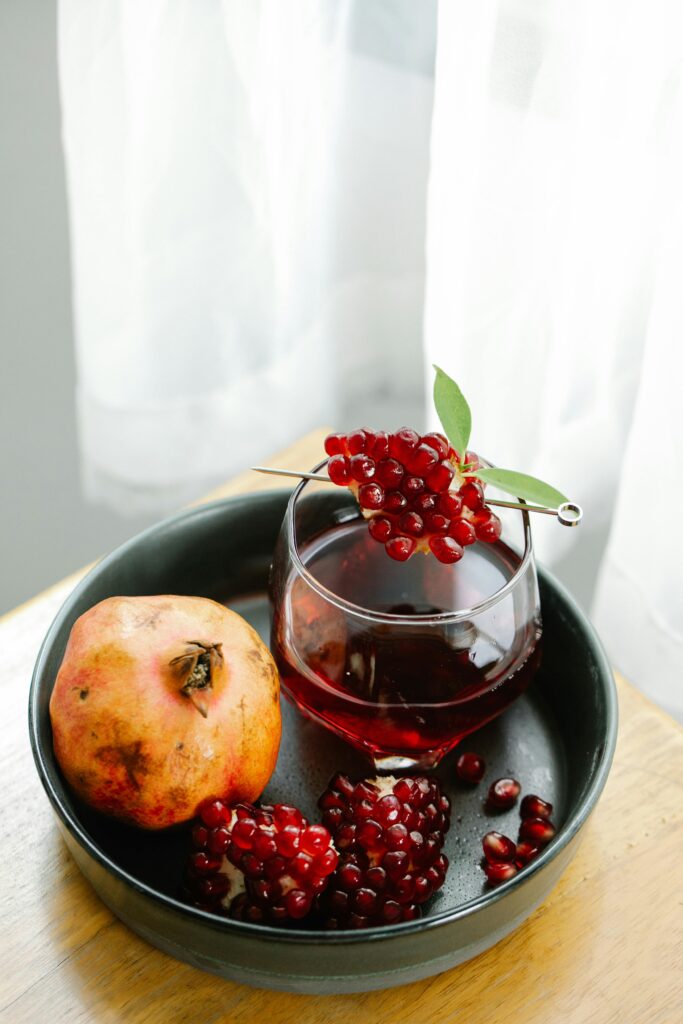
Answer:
[49,595,281,829]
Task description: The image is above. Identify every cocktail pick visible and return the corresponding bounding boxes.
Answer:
[250,467,583,527]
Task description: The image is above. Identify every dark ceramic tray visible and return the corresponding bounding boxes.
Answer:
[29,491,617,994]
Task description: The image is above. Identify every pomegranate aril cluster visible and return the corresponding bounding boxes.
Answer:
[324,428,501,563]
[317,773,451,929]
[182,798,338,924]
[480,790,557,886]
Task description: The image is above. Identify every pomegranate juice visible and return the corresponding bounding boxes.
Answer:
[271,519,541,766]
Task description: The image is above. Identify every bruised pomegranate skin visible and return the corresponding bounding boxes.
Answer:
[49,596,282,829]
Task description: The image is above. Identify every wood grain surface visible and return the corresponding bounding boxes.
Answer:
[1,429,681,1024]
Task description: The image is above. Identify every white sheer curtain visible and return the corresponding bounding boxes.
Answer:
[425,0,683,718]
[58,0,434,510]
[59,0,681,717]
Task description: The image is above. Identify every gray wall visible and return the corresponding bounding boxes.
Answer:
[0,1,155,615]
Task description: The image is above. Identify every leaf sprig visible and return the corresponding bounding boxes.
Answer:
[432,365,569,507]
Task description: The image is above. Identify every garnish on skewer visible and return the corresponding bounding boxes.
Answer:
[252,367,580,563]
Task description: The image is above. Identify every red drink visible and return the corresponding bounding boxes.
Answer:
[271,517,541,769]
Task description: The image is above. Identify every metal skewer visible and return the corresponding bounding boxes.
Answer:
[251,467,583,527]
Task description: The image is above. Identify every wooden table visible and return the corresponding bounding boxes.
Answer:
[2,429,681,1024]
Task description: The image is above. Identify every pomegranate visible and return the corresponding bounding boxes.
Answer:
[323,428,502,563]
[49,595,281,829]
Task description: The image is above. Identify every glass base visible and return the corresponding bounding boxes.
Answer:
[371,749,448,774]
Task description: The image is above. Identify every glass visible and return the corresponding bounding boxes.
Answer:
[269,462,542,772]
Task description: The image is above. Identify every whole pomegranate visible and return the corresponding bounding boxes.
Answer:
[49,595,281,829]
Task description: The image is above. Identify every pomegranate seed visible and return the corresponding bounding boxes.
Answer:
[369,431,389,460]
[398,511,424,538]
[482,831,517,863]
[425,460,455,493]
[448,518,476,546]
[472,509,502,543]
[375,458,404,488]
[421,432,450,459]
[400,475,426,499]
[327,454,351,485]
[368,517,393,542]
[487,778,521,810]
[406,444,439,476]
[483,860,517,885]
[464,450,481,470]
[424,512,450,534]
[429,536,464,564]
[413,493,437,514]
[358,482,385,510]
[520,795,553,821]
[318,773,450,929]
[385,536,416,561]
[347,429,368,455]
[438,492,463,517]
[349,454,376,482]
[198,799,231,829]
[519,817,556,845]
[389,428,420,460]
[324,432,346,456]
[515,841,540,867]
[384,490,408,514]
[455,752,486,784]
[460,481,485,511]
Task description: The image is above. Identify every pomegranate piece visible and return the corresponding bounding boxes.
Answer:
[519,817,556,846]
[482,831,517,863]
[317,773,451,929]
[487,777,521,811]
[483,860,518,885]
[323,427,501,564]
[182,799,339,923]
[515,840,541,867]
[520,794,553,821]
[455,751,486,784]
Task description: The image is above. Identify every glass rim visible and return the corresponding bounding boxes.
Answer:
[286,459,535,624]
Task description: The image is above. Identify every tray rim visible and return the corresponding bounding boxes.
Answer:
[28,490,618,946]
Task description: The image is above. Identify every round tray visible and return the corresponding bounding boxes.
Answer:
[29,490,617,994]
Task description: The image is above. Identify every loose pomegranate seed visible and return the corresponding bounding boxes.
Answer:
[400,475,425,499]
[421,432,450,459]
[482,831,517,863]
[384,490,408,514]
[519,817,556,845]
[455,752,486,784]
[438,491,463,517]
[487,778,521,810]
[358,482,385,510]
[368,517,393,542]
[425,461,454,493]
[460,481,485,511]
[347,429,368,455]
[406,444,439,476]
[324,432,346,456]
[318,773,450,928]
[483,860,518,885]
[327,454,351,485]
[520,795,553,821]
[385,536,416,561]
[398,511,425,538]
[375,458,404,488]
[515,841,540,867]
[472,509,502,543]
[182,801,338,924]
[429,535,464,564]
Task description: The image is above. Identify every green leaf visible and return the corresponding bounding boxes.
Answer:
[432,365,472,455]
[469,467,568,507]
